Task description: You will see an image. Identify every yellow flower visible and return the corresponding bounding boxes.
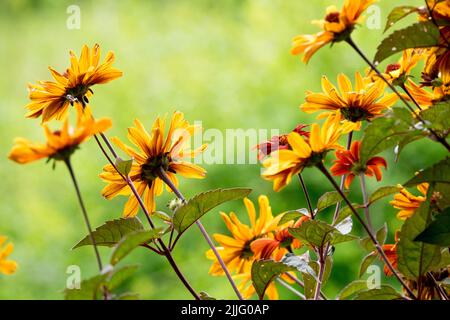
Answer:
[26,44,122,123]
[390,183,429,220]
[262,116,343,192]
[206,195,282,300]
[291,0,376,63]
[9,107,112,164]
[100,112,207,217]
[301,72,398,132]
[0,236,18,275]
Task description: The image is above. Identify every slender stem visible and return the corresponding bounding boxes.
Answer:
[359,173,373,233]
[331,132,353,223]
[313,249,325,300]
[428,272,449,300]
[284,273,327,300]
[93,134,200,300]
[298,174,315,219]
[64,159,103,271]
[346,37,450,152]
[156,167,244,300]
[400,84,422,111]
[276,278,305,299]
[100,132,119,159]
[317,162,417,299]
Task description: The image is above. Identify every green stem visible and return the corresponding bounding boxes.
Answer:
[317,162,417,299]
[156,167,244,300]
[359,173,373,233]
[298,174,315,219]
[276,277,305,299]
[313,248,325,300]
[64,158,103,271]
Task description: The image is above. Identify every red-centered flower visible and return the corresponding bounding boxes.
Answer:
[256,124,310,160]
[330,141,387,189]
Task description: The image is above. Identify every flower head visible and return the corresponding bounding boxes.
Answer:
[9,107,111,164]
[301,73,398,132]
[291,0,377,63]
[206,195,282,299]
[330,141,387,189]
[390,183,429,220]
[26,44,122,123]
[0,236,18,275]
[262,116,343,191]
[100,112,207,217]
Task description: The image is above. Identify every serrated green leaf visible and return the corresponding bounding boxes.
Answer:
[384,6,419,32]
[64,274,108,300]
[368,186,402,205]
[359,252,377,278]
[289,220,357,248]
[251,259,296,300]
[415,208,450,247]
[360,224,387,252]
[404,157,450,186]
[173,188,252,235]
[374,22,440,64]
[334,204,361,226]
[73,218,144,249]
[420,102,450,131]
[354,285,404,300]
[278,208,308,226]
[336,280,369,300]
[317,191,349,212]
[107,264,139,291]
[302,261,318,300]
[115,158,133,176]
[397,189,441,280]
[110,229,163,265]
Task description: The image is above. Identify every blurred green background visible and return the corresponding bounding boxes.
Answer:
[0,0,445,300]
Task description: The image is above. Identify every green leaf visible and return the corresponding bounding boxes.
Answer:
[334,204,361,226]
[153,211,172,222]
[64,274,108,300]
[360,224,387,252]
[415,208,450,247]
[110,229,163,265]
[278,209,308,226]
[374,22,440,64]
[173,188,252,235]
[115,158,133,176]
[397,189,441,280]
[73,218,144,249]
[107,264,139,291]
[336,280,369,300]
[384,6,420,32]
[289,220,357,248]
[302,261,319,300]
[368,186,402,205]
[251,259,296,300]
[354,285,404,300]
[404,157,450,186]
[199,292,216,300]
[359,252,377,278]
[420,102,450,131]
[317,191,349,212]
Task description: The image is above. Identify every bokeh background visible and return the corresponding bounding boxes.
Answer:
[0,0,445,299]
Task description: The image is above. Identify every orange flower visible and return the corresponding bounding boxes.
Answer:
[26,44,122,123]
[0,236,18,275]
[330,141,387,189]
[381,244,398,276]
[291,0,376,63]
[9,107,111,164]
[390,183,429,220]
[251,216,308,261]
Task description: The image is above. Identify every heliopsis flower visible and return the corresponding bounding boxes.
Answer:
[330,141,387,189]
[262,116,343,191]
[9,107,111,164]
[0,236,18,275]
[206,196,282,299]
[256,125,310,160]
[26,44,122,123]
[390,183,429,220]
[301,73,398,132]
[251,215,308,260]
[100,112,207,217]
[405,72,450,109]
[291,0,376,63]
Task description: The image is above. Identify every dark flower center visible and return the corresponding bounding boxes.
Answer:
[65,85,92,106]
[325,12,340,23]
[386,63,401,73]
[141,153,171,182]
[240,240,255,260]
[341,106,372,122]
